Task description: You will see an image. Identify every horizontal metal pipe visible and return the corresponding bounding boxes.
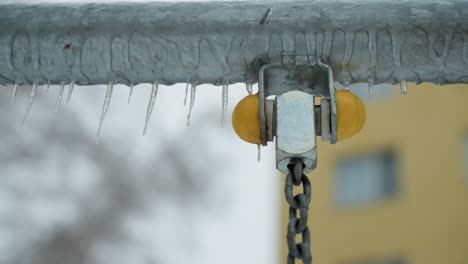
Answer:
[0,0,467,87]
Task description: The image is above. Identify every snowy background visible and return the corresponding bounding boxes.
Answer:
[0,82,279,264]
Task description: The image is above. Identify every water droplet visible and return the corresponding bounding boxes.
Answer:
[66,80,75,104]
[46,79,51,92]
[257,144,262,162]
[400,80,407,95]
[221,83,229,126]
[11,83,18,104]
[344,81,350,90]
[245,83,253,95]
[96,81,114,143]
[414,78,422,85]
[55,82,65,112]
[186,83,197,127]
[368,78,374,96]
[143,81,159,135]
[436,77,446,86]
[21,83,38,126]
[128,82,134,104]
[339,133,344,151]
[184,81,189,106]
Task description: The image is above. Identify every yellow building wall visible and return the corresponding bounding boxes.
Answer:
[280,83,468,264]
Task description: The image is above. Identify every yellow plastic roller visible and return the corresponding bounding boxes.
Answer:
[232,90,366,144]
[335,89,366,141]
[232,93,261,144]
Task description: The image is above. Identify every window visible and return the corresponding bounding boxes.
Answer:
[336,151,398,209]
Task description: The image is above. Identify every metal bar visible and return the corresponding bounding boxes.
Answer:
[0,1,467,86]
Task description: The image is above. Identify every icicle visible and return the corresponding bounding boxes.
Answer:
[344,81,350,90]
[400,80,407,95]
[11,83,18,104]
[368,78,374,96]
[66,80,75,104]
[128,82,134,104]
[55,82,65,112]
[339,133,344,151]
[46,79,51,92]
[245,83,253,95]
[186,83,197,126]
[96,81,114,143]
[184,81,189,106]
[221,83,229,126]
[21,83,38,126]
[143,81,159,135]
[257,144,262,162]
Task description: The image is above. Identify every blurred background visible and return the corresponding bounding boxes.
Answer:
[0,82,279,264]
[279,82,468,264]
[2,81,467,264]
[1,0,467,263]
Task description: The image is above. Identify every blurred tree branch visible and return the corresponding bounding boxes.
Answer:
[0,85,226,264]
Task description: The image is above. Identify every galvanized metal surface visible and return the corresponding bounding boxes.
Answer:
[316,61,337,144]
[276,91,317,174]
[320,99,331,142]
[1,1,468,86]
[265,99,275,142]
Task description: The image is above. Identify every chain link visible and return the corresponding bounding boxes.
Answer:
[285,159,312,264]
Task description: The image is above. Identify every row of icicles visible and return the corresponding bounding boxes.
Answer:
[10,78,408,150]
[10,80,255,144]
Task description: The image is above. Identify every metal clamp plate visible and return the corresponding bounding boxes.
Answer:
[258,63,337,146]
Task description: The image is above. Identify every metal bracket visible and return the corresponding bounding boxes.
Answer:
[259,62,337,145]
[258,62,337,174]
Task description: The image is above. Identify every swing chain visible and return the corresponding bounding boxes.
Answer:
[285,158,312,264]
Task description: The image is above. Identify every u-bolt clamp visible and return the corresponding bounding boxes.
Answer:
[258,62,337,174]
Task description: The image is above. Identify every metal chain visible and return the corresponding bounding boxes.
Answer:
[285,159,312,264]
